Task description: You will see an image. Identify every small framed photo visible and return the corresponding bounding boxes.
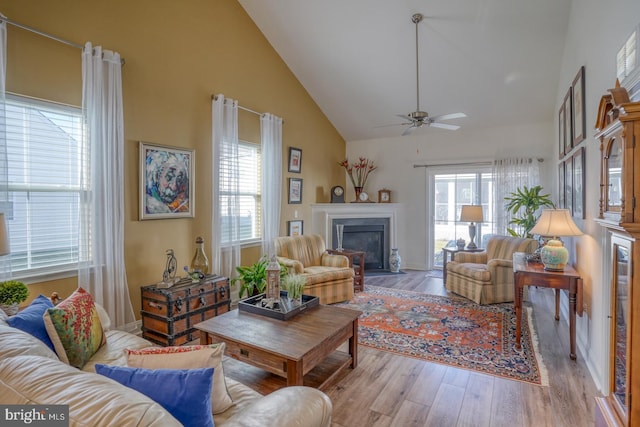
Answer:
[572,66,586,147]
[573,147,585,219]
[288,178,303,204]
[288,147,302,173]
[288,220,303,236]
[563,89,573,155]
[140,142,194,220]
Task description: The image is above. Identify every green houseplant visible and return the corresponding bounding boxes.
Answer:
[504,185,555,238]
[0,280,29,315]
[281,274,306,301]
[232,256,287,299]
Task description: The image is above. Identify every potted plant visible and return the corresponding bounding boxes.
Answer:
[0,280,29,315]
[233,256,287,299]
[281,274,306,305]
[504,185,555,238]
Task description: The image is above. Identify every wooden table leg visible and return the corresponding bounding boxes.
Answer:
[286,359,304,386]
[349,318,358,369]
[515,274,523,350]
[555,289,560,321]
[569,289,577,360]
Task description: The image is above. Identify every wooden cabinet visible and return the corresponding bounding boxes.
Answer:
[594,83,640,427]
[141,275,230,346]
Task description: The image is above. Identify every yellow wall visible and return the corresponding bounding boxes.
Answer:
[1,0,346,315]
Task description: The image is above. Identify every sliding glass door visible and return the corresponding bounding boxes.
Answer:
[430,167,497,269]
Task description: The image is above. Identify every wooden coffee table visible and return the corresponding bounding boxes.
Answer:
[195,304,361,389]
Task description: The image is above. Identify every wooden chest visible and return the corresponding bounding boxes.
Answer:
[141,275,231,346]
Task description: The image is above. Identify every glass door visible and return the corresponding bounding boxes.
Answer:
[430,169,496,269]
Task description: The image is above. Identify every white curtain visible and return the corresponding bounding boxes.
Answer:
[493,157,542,235]
[81,43,135,329]
[0,19,8,280]
[211,95,241,284]
[260,113,282,256]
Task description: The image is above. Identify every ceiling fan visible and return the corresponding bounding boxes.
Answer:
[392,13,466,136]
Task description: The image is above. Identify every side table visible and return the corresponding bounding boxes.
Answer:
[327,249,365,292]
[441,247,484,284]
[513,252,583,360]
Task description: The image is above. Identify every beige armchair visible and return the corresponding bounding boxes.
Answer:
[446,235,538,304]
[275,234,354,304]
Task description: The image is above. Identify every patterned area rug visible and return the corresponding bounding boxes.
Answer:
[338,286,548,386]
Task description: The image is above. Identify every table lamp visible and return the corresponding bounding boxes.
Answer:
[0,213,9,256]
[460,205,483,249]
[529,209,582,271]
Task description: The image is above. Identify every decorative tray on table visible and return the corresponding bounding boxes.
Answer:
[238,291,319,321]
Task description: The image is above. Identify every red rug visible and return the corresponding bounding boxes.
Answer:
[338,286,548,386]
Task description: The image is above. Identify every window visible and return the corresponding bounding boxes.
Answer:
[219,140,262,244]
[4,95,85,278]
[617,26,638,85]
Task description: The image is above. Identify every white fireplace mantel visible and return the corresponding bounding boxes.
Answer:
[310,203,403,250]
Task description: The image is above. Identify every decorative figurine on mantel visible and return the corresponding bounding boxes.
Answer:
[157,249,178,288]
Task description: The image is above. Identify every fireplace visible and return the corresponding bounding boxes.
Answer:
[332,218,390,271]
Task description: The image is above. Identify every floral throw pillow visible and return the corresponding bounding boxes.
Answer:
[43,287,105,368]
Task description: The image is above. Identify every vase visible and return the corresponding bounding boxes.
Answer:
[389,248,401,273]
[191,236,210,275]
[336,224,344,251]
[0,302,19,316]
[354,186,363,202]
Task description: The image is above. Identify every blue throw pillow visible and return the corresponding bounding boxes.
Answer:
[7,294,56,352]
[95,364,214,427]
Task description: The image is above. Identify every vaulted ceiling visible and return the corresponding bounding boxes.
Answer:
[238,0,572,141]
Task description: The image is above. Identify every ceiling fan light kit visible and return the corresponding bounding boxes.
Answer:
[391,13,466,136]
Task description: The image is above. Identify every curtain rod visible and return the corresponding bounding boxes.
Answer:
[413,158,544,168]
[1,15,125,65]
[211,94,284,123]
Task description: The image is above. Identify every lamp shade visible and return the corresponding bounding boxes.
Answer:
[529,209,583,238]
[0,213,9,256]
[460,205,484,223]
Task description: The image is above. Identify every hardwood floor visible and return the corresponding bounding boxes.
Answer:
[222,270,599,427]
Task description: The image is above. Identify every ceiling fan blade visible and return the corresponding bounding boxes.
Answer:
[397,114,414,121]
[373,122,412,128]
[402,125,416,136]
[430,122,460,131]
[430,112,466,121]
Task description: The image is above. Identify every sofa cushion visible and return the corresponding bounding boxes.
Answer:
[126,344,233,414]
[43,287,105,368]
[447,263,491,282]
[6,294,56,352]
[0,355,181,427]
[303,266,354,285]
[95,364,214,427]
[0,323,59,361]
[82,329,153,373]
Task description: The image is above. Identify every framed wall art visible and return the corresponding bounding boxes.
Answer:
[563,89,573,155]
[288,220,303,236]
[558,161,565,208]
[572,66,586,146]
[288,178,303,204]
[140,142,194,220]
[572,147,585,219]
[288,147,302,173]
[564,157,574,216]
[559,104,566,159]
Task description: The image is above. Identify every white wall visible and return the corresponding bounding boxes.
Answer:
[347,0,640,393]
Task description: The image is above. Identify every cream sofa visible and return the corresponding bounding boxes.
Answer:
[0,310,332,427]
[275,234,354,304]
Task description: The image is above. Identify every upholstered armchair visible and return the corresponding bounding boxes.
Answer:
[275,234,355,304]
[446,235,538,304]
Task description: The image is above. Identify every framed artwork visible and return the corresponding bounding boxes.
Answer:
[287,220,303,236]
[573,147,585,219]
[288,147,302,173]
[288,178,303,204]
[563,89,573,155]
[558,162,565,209]
[558,104,566,158]
[565,158,574,216]
[572,66,586,146]
[140,142,194,220]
